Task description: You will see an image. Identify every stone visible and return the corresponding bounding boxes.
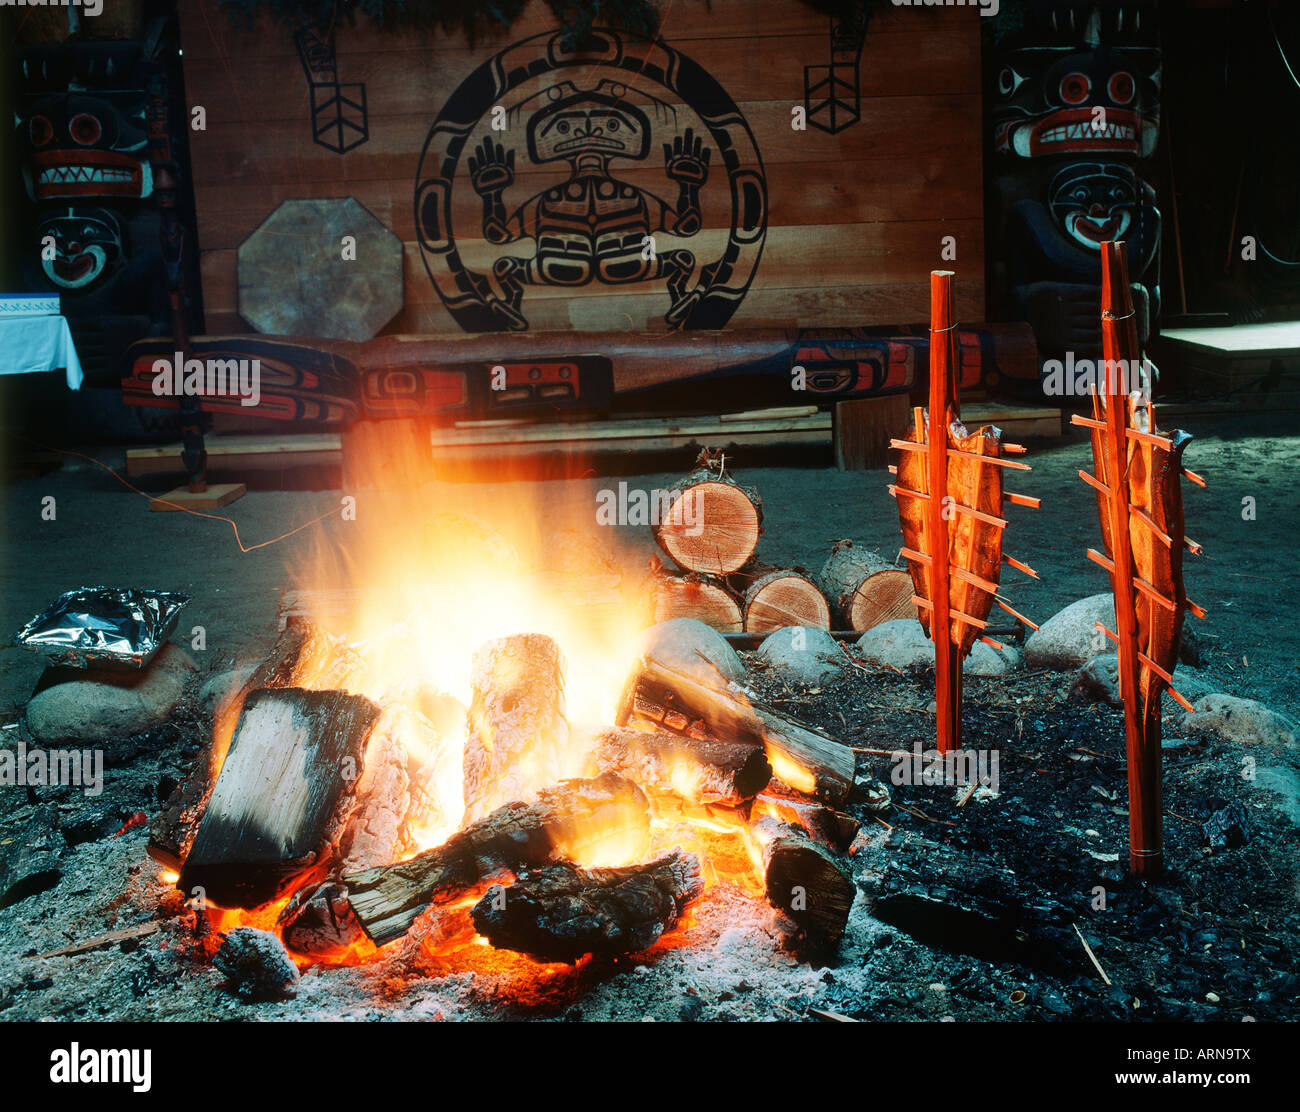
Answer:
[637,618,745,687]
[1180,694,1297,749]
[755,626,843,684]
[855,619,1018,675]
[1069,653,1121,707]
[24,643,197,746]
[213,927,300,1001]
[1025,594,1115,670]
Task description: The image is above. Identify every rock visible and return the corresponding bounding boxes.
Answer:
[1254,765,1300,827]
[24,643,197,746]
[198,665,255,716]
[212,927,300,1001]
[0,806,62,909]
[755,626,843,684]
[1025,594,1115,670]
[1069,654,1121,707]
[638,618,745,687]
[1201,802,1251,850]
[1180,694,1297,749]
[856,620,1018,675]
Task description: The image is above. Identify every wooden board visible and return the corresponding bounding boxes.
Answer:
[148,482,247,511]
[177,0,986,339]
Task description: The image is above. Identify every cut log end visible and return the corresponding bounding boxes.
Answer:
[757,819,855,951]
[741,569,832,633]
[651,572,744,633]
[594,726,772,807]
[654,477,762,576]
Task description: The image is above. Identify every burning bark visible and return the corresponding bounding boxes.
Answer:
[754,817,855,951]
[463,633,569,824]
[752,792,861,852]
[593,726,771,807]
[342,773,650,946]
[470,850,704,963]
[280,882,371,963]
[178,687,381,908]
[618,657,857,806]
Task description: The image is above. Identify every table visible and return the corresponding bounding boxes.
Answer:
[0,314,84,389]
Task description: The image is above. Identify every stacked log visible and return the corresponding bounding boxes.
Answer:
[818,539,915,632]
[651,452,764,577]
[730,563,831,633]
[650,568,745,633]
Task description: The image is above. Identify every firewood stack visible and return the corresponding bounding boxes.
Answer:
[156,600,885,966]
[649,449,908,636]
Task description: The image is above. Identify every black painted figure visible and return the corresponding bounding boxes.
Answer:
[468,84,711,330]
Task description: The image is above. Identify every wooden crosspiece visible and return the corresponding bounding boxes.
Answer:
[889,271,1039,753]
[1073,240,1206,878]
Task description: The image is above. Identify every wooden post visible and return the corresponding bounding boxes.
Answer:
[1098,241,1162,878]
[928,271,960,754]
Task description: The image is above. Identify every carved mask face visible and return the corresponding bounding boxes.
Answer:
[37,207,124,289]
[19,91,152,200]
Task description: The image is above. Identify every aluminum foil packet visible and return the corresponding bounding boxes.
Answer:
[14,587,190,669]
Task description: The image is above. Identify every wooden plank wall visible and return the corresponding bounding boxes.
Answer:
[178,0,984,338]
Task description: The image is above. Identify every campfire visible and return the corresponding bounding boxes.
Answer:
[145,448,878,981]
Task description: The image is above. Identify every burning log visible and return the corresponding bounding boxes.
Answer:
[463,633,569,824]
[593,726,772,807]
[753,817,855,951]
[342,773,650,946]
[149,618,352,872]
[752,792,861,852]
[618,657,857,805]
[470,850,704,963]
[731,564,832,633]
[651,569,744,633]
[177,687,381,908]
[280,882,372,964]
[652,450,763,576]
[817,540,914,632]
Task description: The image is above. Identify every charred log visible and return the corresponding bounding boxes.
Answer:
[471,850,704,963]
[177,687,381,908]
[342,773,649,946]
[754,817,855,952]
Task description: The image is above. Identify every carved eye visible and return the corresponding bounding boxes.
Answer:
[608,119,619,131]
[998,67,1025,96]
[557,121,570,134]
[1109,72,1135,104]
[1072,187,1091,203]
[29,114,53,146]
[69,112,102,145]
[1060,72,1091,105]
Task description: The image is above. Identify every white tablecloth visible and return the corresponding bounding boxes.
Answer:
[0,315,84,389]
